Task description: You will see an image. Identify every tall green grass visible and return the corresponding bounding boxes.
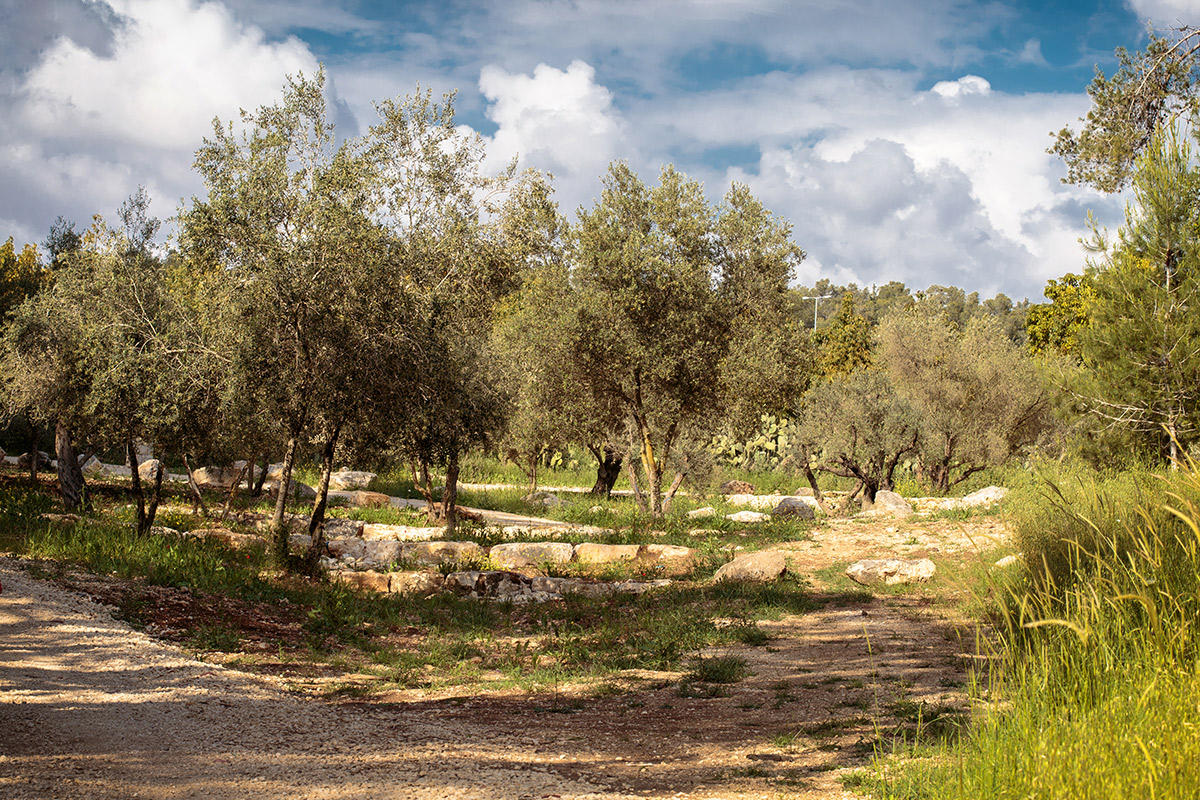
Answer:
[863,461,1200,799]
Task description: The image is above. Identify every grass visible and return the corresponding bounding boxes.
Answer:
[858,459,1200,799]
[0,473,820,691]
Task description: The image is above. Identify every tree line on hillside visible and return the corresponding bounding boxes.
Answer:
[4,26,1199,568]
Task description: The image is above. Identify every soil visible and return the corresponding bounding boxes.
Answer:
[0,510,1008,800]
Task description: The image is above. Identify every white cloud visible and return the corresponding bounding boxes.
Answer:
[931,75,992,101]
[1125,0,1199,27]
[476,60,632,213]
[2,0,322,242]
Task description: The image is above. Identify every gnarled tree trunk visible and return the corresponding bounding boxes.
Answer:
[54,421,85,511]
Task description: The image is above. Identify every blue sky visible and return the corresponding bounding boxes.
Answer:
[0,0,1194,300]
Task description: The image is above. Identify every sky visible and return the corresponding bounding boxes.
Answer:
[0,0,1196,301]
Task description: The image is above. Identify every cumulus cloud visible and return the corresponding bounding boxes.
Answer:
[1,0,321,245]
[931,75,992,102]
[480,61,627,180]
[1125,0,1198,27]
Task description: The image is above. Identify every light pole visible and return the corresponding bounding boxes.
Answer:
[801,295,834,331]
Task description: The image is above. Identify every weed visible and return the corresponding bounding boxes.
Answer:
[686,654,751,684]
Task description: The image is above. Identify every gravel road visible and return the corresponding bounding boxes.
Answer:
[0,558,638,800]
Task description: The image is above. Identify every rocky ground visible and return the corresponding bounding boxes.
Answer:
[0,503,1008,800]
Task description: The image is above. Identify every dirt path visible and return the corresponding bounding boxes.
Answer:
[0,513,1005,799]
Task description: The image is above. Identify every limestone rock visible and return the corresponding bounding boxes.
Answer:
[614,579,672,595]
[490,542,575,570]
[726,510,770,524]
[345,490,391,509]
[137,459,164,483]
[191,466,244,490]
[361,523,441,542]
[639,544,697,574]
[332,570,390,593]
[40,512,81,525]
[846,558,936,586]
[327,537,368,561]
[401,541,483,566]
[714,550,788,583]
[187,528,262,549]
[720,480,755,495]
[687,506,716,519]
[324,517,365,539]
[865,490,913,517]
[387,571,444,595]
[363,539,405,565]
[994,554,1020,568]
[524,491,564,508]
[328,470,376,491]
[792,487,815,497]
[574,542,642,564]
[150,526,182,537]
[17,451,53,471]
[80,456,106,475]
[961,486,1009,507]
[771,497,815,520]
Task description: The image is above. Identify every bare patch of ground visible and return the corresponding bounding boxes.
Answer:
[0,510,1007,799]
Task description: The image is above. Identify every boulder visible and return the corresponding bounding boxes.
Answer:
[345,490,392,509]
[137,459,164,483]
[327,537,369,561]
[490,542,575,570]
[614,579,672,595]
[687,506,717,519]
[150,526,182,537]
[80,456,106,475]
[191,466,245,490]
[719,480,755,495]
[846,558,936,586]
[726,510,770,524]
[714,550,788,583]
[639,544,697,574]
[771,497,816,520]
[387,571,444,595]
[331,570,390,593]
[288,533,312,551]
[574,542,642,564]
[865,490,913,517]
[792,487,815,497]
[17,451,53,471]
[328,470,376,491]
[324,517,365,538]
[363,539,405,565]
[187,528,262,550]
[361,523,441,542]
[961,486,1009,508]
[401,540,483,566]
[524,491,564,508]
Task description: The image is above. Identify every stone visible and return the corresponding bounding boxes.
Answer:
[187,528,262,549]
[574,542,642,564]
[361,523,441,542]
[639,544,697,574]
[328,470,377,491]
[714,550,788,583]
[17,451,53,471]
[687,506,716,519]
[845,558,936,586]
[614,579,672,595]
[443,570,483,593]
[324,517,365,538]
[137,459,164,483]
[555,578,614,599]
[490,542,575,570]
[401,541,483,566]
[191,466,245,490]
[150,526,182,537]
[994,554,1020,568]
[523,491,564,508]
[726,510,770,524]
[770,497,816,520]
[331,570,390,593]
[961,486,1009,507]
[387,571,444,595]
[792,487,815,497]
[363,540,405,565]
[288,533,312,551]
[719,480,755,495]
[80,456,106,475]
[865,490,913,517]
[40,513,81,525]
[327,538,369,560]
[346,490,392,509]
